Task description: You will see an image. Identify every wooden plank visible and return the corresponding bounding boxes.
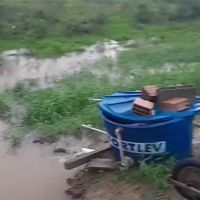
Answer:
[64,143,111,170]
[87,158,116,170]
[170,179,200,196]
[158,85,196,106]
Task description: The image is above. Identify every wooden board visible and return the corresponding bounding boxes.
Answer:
[64,143,111,170]
[87,158,115,170]
[158,85,196,106]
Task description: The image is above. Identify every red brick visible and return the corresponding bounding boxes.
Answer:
[160,98,190,112]
[133,98,155,116]
[142,85,159,102]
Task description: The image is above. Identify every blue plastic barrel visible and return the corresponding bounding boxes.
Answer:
[101,113,194,162]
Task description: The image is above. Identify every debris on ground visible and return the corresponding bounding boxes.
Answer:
[32,136,55,144]
[53,147,67,154]
[65,171,87,199]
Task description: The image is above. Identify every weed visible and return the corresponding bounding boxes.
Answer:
[120,159,176,190]
[0,99,9,118]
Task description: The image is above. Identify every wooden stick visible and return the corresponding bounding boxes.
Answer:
[64,143,111,170]
[81,124,107,134]
[170,179,200,196]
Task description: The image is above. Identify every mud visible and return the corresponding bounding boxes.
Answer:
[0,41,124,91]
[0,120,94,200]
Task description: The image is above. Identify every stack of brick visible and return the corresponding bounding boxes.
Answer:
[133,85,158,116]
[132,84,195,116]
[133,97,155,116]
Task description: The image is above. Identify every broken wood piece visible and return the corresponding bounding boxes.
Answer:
[87,158,116,170]
[170,178,200,196]
[64,143,111,170]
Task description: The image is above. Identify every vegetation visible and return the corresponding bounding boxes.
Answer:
[1,0,200,56]
[1,0,200,192]
[120,159,175,190]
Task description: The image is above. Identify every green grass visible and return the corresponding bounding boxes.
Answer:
[1,20,200,57]
[0,36,102,57]
[3,72,130,138]
[120,159,175,190]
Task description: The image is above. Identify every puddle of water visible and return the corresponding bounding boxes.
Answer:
[0,121,94,200]
[0,41,123,199]
[0,40,125,91]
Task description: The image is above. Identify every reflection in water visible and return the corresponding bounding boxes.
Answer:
[0,41,124,91]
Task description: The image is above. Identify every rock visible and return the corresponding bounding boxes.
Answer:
[2,48,31,57]
[53,148,66,153]
[149,37,160,45]
[125,40,138,48]
[65,173,86,199]
[32,139,44,144]
[32,137,55,144]
[65,187,85,199]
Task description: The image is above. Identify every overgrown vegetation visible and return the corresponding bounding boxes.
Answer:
[120,159,175,190]
[2,72,130,137]
[1,0,200,56]
[2,20,200,137]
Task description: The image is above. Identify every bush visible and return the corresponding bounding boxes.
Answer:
[66,14,107,35]
[135,4,154,24]
[0,99,9,118]
[22,18,48,39]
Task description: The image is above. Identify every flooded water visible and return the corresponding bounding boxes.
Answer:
[0,40,124,91]
[0,41,121,200]
[0,121,94,200]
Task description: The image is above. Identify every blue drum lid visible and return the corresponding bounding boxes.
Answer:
[99,91,200,123]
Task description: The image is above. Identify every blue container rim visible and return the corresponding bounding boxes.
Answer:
[101,112,185,129]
